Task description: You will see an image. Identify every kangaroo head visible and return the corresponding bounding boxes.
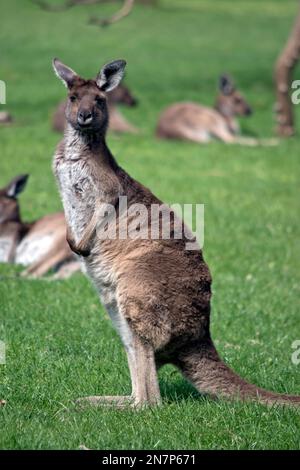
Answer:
[109,83,138,107]
[0,174,28,224]
[216,75,252,117]
[52,58,126,134]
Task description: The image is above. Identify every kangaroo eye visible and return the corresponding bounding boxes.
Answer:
[95,96,104,105]
[69,95,77,102]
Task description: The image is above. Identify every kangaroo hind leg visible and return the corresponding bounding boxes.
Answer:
[76,333,161,410]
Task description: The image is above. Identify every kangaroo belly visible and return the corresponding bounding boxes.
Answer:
[0,237,15,262]
[157,102,230,142]
[86,254,134,353]
[15,233,56,266]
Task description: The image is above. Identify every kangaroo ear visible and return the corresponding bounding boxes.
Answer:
[6,174,29,198]
[219,75,235,95]
[96,60,126,92]
[52,58,78,88]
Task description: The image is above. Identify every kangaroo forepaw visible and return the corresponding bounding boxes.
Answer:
[67,238,90,257]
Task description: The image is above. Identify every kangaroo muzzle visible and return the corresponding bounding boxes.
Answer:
[77,110,93,126]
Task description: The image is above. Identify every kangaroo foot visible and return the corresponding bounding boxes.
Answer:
[75,395,155,409]
[75,395,134,409]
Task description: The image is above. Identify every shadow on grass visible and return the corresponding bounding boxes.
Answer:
[159,376,212,404]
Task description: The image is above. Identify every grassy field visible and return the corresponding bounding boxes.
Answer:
[1,0,300,450]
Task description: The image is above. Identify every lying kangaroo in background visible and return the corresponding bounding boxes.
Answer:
[0,112,13,125]
[52,57,299,408]
[52,81,138,134]
[157,75,274,146]
[0,174,80,278]
[0,175,31,263]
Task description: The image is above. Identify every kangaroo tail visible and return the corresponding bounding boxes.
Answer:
[176,339,300,406]
[233,137,279,147]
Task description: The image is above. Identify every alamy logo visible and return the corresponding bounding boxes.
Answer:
[291,340,300,365]
[93,197,205,250]
[0,80,6,104]
[0,341,5,364]
[291,80,300,105]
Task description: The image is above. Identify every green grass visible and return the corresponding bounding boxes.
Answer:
[1,0,300,450]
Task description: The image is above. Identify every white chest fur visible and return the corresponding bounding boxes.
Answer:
[55,157,96,243]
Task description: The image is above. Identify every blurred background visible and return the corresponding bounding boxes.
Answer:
[1,0,300,216]
[0,0,300,450]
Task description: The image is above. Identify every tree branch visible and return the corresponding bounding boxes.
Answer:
[274,2,300,137]
[89,0,135,27]
[31,0,109,12]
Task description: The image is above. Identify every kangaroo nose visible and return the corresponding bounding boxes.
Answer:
[130,97,138,107]
[78,110,93,125]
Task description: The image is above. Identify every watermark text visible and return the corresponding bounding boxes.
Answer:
[0,341,5,364]
[0,80,6,104]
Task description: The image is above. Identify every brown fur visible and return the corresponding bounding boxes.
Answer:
[52,82,138,133]
[53,59,299,408]
[156,75,255,144]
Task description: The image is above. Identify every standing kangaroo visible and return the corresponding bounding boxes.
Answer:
[156,75,269,145]
[52,58,299,408]
[0,174,79,278]
[52,82,138,134]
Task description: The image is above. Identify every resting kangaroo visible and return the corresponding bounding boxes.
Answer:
[0,175,31,263]
[52,58,299,408]
[52,82,138,134]
[0,174,79,278]
[156,75,273,146]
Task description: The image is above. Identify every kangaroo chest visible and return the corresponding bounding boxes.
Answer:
[55,157,117,305]
[55,157,96,243]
